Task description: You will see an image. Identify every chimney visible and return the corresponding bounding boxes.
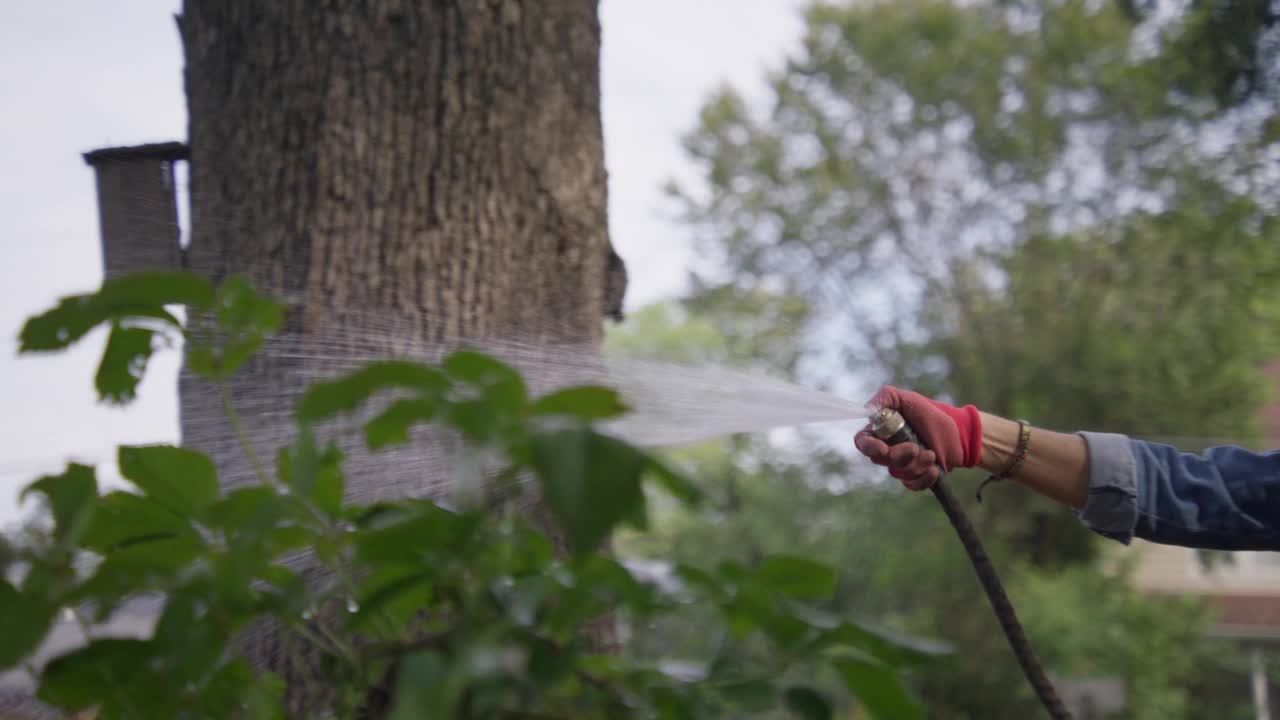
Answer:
[82,141,189,279]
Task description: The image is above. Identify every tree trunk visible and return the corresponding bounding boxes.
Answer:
[181,0,616,338]
[177,0,623,712]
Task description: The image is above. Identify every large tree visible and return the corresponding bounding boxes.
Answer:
[175,1,625,710]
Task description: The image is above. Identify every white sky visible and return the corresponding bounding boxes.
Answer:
[0,1,807,525]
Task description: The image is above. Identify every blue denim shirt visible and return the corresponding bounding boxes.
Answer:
[1077,432,1280,550]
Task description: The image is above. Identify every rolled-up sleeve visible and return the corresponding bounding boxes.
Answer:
[1076,432,1139,544]
[1074,432,1280,550]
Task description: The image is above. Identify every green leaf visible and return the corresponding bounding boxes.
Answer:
[185,343,217,378]
[37,638,154,710]
[180,276,286,378]
[650,684,697,719]
[529,429,648,555]
[541,585,604,638]
[201,661,284,719]
[81,491,193,552]
[717,679,778,711]
[365,398,441,449]
[218,333,266,377]
[203,486,290,534]
[0,579,56,669]
[263,525,314,555]
[278,427,345,516]
[152,588,229,685]
[444,398,502,443]
[21,463,97,548]
[784,686,833,720]
[526,634,577,687]
[577,556,660,610]
[243,669,287,720]
[297,361,450,422]
[820,620,952,668]
[675,564,727,602]
[118,445,218,517]
[252,565,308,618]
[19,271,212,353]
[95,325,156,404]
[348,570,433,634]
[388,650,462,720]
[724,585,813,649]
[754,556,837,599]
[202,659,252,716]
[215,276,284,336]
[356,503,479,566]
[531,386,630,419]
[313,446,345,518]
[835,659,923,720]
[445,350,524,390]
[75,534,206,605]
[646,455,703,505]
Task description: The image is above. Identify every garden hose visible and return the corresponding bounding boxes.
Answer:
[870,408,1072,720]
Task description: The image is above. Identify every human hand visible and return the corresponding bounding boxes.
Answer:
[853,386,983,490]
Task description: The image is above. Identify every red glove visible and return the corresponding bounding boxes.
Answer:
[853,386,983,491]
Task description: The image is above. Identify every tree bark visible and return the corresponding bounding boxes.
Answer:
[181,0,616,339]
[178,1,623,712]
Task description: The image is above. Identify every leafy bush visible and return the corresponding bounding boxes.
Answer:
[2,272,942,719]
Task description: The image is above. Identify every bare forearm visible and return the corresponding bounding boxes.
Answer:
[977,412,1089,510]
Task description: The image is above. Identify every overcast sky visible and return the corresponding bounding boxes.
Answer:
[0,1,807,525]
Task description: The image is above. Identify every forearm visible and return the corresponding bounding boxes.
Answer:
[977,412,1280,549]
[976,412,1089,510]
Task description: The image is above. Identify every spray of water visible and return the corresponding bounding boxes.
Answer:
[205,316,870,451]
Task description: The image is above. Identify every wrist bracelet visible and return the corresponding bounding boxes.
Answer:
[976,419,1030,503]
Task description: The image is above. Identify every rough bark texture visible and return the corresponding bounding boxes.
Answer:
[181,0,615,342]
[178,1,623,712]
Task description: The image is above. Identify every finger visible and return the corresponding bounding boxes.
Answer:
[905,449,938,477]
[893,463,939,491]
[890,449,939,489]
[854,430,890,463]
[902,455,942,491]
[885,442,920,469]
[903,469,939,491]
[890,465,930,490]
[867,385,903,412]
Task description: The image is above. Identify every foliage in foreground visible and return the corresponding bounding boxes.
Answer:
[1,271,946,719]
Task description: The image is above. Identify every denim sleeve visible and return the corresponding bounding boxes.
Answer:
[1075,432,1280,550]
[1075,432,1139,545]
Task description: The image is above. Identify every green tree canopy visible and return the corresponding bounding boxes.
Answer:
[658,0,1280,716]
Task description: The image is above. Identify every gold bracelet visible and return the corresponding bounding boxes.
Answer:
[976,419,1030,503]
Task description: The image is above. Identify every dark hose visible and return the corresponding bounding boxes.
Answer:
[929,479,1072,719]
[870,408,1071,719]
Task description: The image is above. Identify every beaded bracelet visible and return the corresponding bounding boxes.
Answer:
[976,419,1030,503]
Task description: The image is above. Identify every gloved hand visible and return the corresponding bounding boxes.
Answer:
[853,386,983,491]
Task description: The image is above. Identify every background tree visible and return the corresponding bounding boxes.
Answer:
[653,0,1280,716]
[607,299,1222,719]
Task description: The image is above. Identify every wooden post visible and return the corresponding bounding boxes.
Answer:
[1253,645,1272,720]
